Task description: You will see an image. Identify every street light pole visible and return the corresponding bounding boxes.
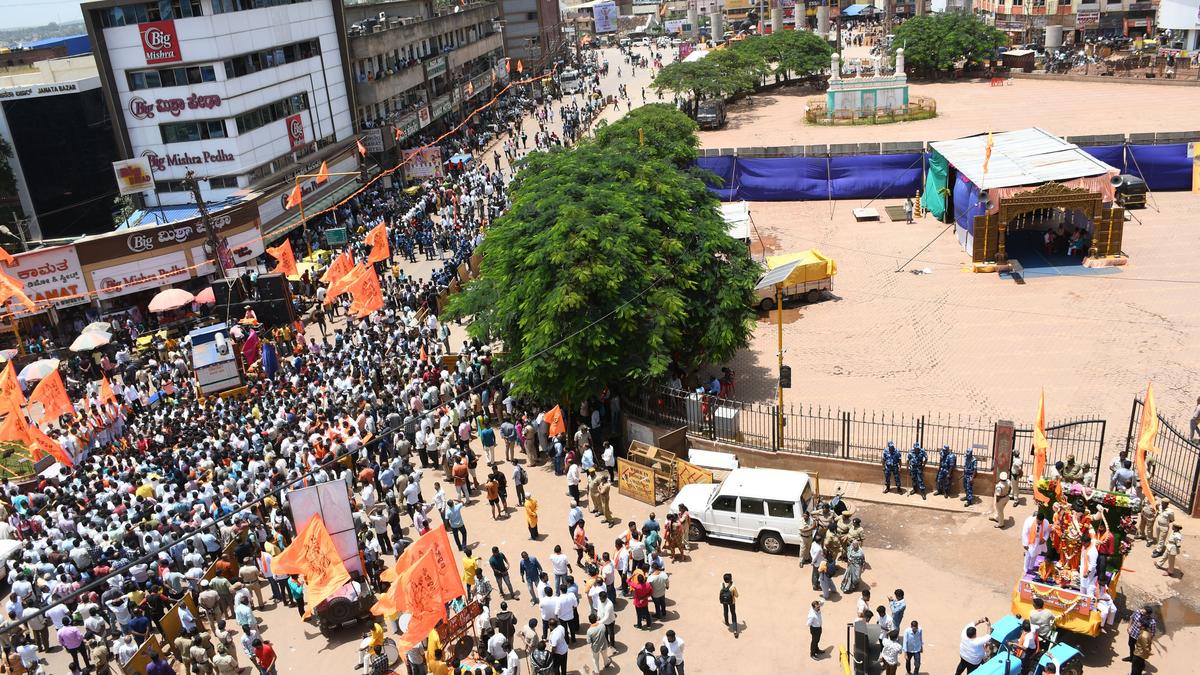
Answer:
[184,170,225,280]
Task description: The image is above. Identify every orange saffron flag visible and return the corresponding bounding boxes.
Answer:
[267,240,299,278]
[1032,389,1049,504]
[374,525,463,615]
[983,132,994,178]
[348,266,384,319]
[0,361,25,408]
[30,370,74,423]
[544,404,566,438]
[315,161,329,185]
[516,59,524,74]
[1134,383,1159,507]
[284,185,303,210]
[320,250,354,285]
[29,422,73,468]
[99,375,118,406]
[0,248,13,266]
[0,271,37,313]
[326,262,368,305]
[357,139,368,157]
[365,222,389,264]
[272,514,352,618]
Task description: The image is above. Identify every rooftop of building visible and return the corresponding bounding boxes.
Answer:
[0,55,99,90]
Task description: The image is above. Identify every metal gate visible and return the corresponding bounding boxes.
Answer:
[1125,398,1200,512]
[1012,418,1107,491]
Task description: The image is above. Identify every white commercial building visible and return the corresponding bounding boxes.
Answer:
[83,0,356,207]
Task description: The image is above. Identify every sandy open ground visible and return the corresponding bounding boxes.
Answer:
[698,78,1200,148]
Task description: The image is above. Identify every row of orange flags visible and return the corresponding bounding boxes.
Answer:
[283,161,330,210]
[371,525,465,652]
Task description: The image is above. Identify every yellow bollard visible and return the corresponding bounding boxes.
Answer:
[914,190,924,219]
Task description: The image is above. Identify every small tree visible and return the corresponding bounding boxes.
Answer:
[732,31,832,84]
[891,12,1006,77]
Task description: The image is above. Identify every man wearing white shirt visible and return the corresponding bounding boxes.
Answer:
[807,600,824,659]
[1021,512,1050,573]
[597,591,616,647]
[538,588,558,640]
[662,630,685,675]
[1078,534,1099,596]
[555,588,579,642]
[955,618,991,675]
[547,619,569,675]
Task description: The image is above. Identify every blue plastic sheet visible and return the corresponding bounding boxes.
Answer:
[829,153,925,200]
[695,156,738,201]
[1126,143,1193,191]
[1081,145,1126,173]
[734,157,830,201]
[953,174,986,235]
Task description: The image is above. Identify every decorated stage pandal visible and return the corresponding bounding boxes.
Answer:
[1011,479,1141,637]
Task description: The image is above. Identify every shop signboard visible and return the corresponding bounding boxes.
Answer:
[431,95,454,120]
[361,128,385,154]
[324,228,349,245]
[451,86,462,108]
[75,201,260,266]
[396,112,421,139]
[4,246,89,314]
[425,56,448,79]
[417,106,431,128]
[90,251,191,300]
[188,226,264,276]
[1076,11,1100,27]
[139,20,182,65]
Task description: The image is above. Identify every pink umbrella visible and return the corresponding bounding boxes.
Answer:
[147,288,195,313]
[195,286,217,305]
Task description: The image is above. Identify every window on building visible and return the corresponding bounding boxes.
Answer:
[234,93,309,134]
[211,0,312,15]
[160,119,227,144]
[223,39,320,79]
[207,176,240,189]
[154,179,191,192]
[98,0,202,27]
[128,64,217,91]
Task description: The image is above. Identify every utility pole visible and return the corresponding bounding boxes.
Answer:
[184,170,226,280]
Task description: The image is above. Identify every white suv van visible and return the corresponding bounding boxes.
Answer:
[670,468,816,554]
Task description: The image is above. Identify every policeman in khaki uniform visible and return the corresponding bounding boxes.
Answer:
[798,510,817,567]
[1155,524,1183,576]
[594,473,614,525]
[990,472,1011,528]
[1152,500,1175,557]
[1139,498,1157,543]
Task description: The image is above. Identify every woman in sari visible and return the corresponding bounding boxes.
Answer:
[841,541,866,594]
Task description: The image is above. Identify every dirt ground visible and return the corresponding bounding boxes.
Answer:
[722,191,1200,436]
[698,78,1200,148]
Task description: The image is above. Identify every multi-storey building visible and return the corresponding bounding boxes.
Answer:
[975,0,1159,43]
[82,0,357,212]
[497,0,565,64]
[345,0,506,141]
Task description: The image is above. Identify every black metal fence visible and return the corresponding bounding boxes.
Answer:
[627,386,1000,469]
[1012,419,1108,490]
[1125,398,1200,512]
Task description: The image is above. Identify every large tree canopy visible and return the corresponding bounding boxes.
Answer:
[891,12,1006,77]
[444,106,758,403]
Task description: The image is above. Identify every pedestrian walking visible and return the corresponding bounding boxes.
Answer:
[719,573,739,637]
[902,620,923,675]
[807,600,824,659]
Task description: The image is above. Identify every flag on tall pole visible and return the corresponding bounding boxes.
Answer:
[315,160,329,185]
[1032,388,1049,503]
[357,139,368,156]
[266,240,299,278]
[1134,383,1159,506]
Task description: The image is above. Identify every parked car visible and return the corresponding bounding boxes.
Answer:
[696,98,726,129]
[670,468,817,554]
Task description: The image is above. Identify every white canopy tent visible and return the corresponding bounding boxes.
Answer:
[929,127,1117,190]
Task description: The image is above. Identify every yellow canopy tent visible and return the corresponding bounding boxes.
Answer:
[764,249,838,281]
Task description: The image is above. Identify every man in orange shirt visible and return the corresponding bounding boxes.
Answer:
[453,456,471,502]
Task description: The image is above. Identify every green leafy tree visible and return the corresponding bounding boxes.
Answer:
[891,12,1006,77]
[444,106,758,404]
[732,31,833,83]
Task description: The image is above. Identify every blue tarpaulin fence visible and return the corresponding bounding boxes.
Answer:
[698,144,1192,202]
[697,153,925,202]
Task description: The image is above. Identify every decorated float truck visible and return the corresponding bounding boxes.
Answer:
[1011,478,1141,637]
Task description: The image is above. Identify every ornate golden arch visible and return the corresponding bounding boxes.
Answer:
[971,182,1125,263]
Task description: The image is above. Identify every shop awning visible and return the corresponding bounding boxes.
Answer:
[263,174,370,244]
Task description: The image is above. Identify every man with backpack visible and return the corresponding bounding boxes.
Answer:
[636,642,658,675]
[512,462,528,506]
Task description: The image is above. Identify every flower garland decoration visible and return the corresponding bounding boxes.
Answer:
[1028,583,1089,615]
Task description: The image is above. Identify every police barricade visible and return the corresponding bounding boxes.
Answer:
[160,591,203,655]
[118,634,163,675]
